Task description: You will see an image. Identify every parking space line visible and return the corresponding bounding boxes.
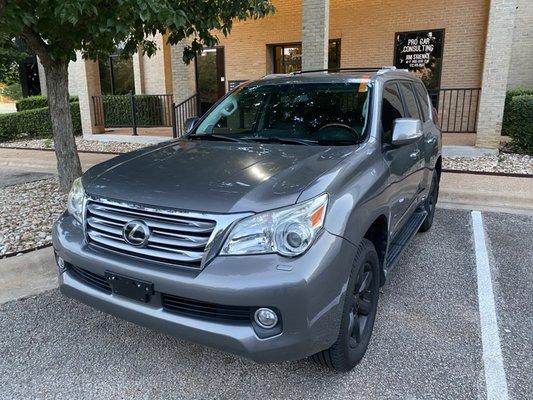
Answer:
[471,211,509,400]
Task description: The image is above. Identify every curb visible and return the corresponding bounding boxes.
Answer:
[0,246,58,304]
[0,145,121,155]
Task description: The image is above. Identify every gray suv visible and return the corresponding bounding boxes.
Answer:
[53,67,441,371]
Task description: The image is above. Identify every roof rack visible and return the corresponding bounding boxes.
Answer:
[291,66,397,75]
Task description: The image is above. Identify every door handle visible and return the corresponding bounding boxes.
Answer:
[409,149,420,159]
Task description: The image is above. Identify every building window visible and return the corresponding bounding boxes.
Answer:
[273,40,341,73]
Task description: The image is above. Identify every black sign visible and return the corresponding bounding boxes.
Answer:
[228,80,248,91]
[394,29,444,90]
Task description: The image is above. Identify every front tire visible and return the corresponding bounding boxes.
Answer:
[311,239,380,371]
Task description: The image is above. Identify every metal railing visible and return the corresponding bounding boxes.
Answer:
[92,93,174,135]
[172,94,200,138]
[429,88,481,133]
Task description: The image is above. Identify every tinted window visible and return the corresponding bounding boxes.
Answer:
[195,83,370,144]
[381,82,405,143]
[399,82,421,120]
[414,82,430,121]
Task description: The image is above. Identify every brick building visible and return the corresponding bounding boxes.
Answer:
[42,0,533,149]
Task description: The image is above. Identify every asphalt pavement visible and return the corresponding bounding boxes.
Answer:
[0,209,531,399]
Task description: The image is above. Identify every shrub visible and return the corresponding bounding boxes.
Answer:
[0,83,23,101]
[101,94,164,127]
[502,87,533,136]
[508,95,533,155]
[16,95,79,112]
[0,102,82,141]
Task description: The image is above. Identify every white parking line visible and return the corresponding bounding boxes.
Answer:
[471,211,509,400]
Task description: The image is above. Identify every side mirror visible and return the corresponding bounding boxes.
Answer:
[391,118,423,145]
[184,117,199,133]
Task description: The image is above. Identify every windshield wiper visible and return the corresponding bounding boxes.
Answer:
[187,134,242,143]
[241,136,318,146]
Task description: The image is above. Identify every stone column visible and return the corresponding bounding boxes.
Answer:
[132,51,145,94]
[301,0,330,71]
[476,0,518,149]
[69,53,104,135]
[170,40,196,103]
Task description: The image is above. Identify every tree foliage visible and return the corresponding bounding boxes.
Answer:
[0,36,25,85]
[0,0,275,66]
[0,0,275,191]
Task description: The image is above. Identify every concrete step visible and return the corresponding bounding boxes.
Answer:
[0,247,57,304]
[439,171,533,215]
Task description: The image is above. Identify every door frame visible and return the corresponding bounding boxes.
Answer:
[194,46,226,98]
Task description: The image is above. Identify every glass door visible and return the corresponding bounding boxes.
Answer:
[196,47,226,114]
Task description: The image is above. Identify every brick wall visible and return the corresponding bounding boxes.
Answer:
[217,1,302,81]
[170,40,197,103]
[217,0,489,88]
[507,0,533,89]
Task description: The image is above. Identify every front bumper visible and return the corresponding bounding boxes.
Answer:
[53,213,356,363]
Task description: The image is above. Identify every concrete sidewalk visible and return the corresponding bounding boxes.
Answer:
[0,148,115,173]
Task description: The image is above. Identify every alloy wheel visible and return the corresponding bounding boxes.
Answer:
[348,262,376,348]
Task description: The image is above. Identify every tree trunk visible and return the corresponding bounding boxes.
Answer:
[43,60,82,193]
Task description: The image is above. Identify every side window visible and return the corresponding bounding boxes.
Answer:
[381,82,405,144]
[414,82,430,122]
[399,82,421,120]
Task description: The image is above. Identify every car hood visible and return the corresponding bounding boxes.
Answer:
[83,140,355,214]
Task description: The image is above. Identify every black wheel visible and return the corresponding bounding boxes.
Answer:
[419,171,439,232]
[311,239,380,372]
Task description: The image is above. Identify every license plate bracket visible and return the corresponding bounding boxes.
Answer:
[105,272,154,303]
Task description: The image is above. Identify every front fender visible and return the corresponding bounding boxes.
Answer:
[299,141,391,247]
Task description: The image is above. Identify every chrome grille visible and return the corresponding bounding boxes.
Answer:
[85,199,216,268]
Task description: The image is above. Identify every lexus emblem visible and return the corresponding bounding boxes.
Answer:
[123,220,150,247]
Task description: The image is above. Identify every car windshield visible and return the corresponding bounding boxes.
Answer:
[193,82,371,145]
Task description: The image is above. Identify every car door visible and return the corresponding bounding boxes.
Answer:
[380,81,423,235]
[413,81,439,189]
[397,81,426,199]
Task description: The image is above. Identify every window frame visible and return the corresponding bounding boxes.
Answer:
[380,80,406,145]
[413,81,431,122]
[271,39,342,74]
[397,80,422,121]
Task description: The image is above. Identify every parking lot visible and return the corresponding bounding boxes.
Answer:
[0,208,531,399]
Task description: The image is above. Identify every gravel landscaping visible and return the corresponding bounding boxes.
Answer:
[443,153,533,175]
[0,137,152,154]
[0,178,66,257]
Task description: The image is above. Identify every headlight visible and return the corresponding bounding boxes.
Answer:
[221,193,328,257]
[67,177,85,223]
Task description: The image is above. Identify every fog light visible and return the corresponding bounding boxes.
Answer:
[254,308,278,329]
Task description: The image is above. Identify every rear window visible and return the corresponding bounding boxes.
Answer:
[399,82,421,120]
[414,82,430,121]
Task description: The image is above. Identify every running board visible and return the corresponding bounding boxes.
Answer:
[385,210,427,272]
